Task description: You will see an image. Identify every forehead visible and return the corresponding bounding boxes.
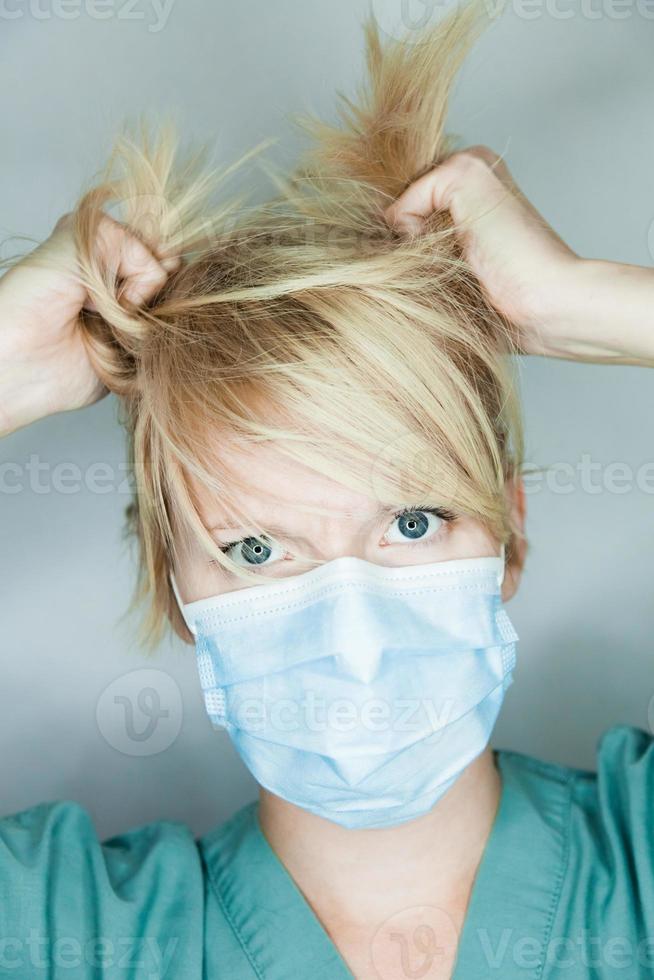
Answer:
[189,434,374,526]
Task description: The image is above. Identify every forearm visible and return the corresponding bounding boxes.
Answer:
[0,351,56,438]
[0,294,63,438]
[532,258,654,367]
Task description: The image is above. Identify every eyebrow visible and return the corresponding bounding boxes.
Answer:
[208,504,402,537]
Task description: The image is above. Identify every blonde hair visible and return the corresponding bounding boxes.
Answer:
[68,0,525,649]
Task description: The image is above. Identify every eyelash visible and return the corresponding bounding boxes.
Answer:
[214,505,457,569]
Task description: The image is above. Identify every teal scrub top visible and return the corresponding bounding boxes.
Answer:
[1,723,653,979]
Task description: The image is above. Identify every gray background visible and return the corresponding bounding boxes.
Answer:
[1,0,653,840]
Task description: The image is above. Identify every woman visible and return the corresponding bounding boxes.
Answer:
[1,3,653,978]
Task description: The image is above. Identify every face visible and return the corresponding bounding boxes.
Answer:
[172,437,526,637]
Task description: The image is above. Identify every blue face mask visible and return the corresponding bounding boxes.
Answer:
[172,548,518,830]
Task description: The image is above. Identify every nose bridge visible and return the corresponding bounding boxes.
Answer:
[307,512,369,562]
[331,587,384,683]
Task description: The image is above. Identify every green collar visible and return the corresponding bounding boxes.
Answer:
[453,749,571,978]
[201,801,354,978]
[201,749,571,979]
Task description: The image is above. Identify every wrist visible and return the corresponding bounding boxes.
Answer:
[0,363,60,437]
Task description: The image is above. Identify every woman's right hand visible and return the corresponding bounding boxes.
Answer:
[0,212,179,437]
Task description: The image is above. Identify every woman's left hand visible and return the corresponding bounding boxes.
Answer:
[385,145,654,367]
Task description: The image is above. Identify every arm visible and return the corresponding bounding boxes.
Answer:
[0,799,204,973]
[533,257,654,367]
[385,145,654,368]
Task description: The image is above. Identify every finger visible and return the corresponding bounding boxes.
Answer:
[385,168,447,234]
[94,215,172,307]
[160,254,182,273]
[384,153,484,233]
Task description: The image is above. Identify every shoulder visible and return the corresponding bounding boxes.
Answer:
[570,723,654,846]
[0,797,203,876]
[497,724,654,937]
[0,795,200,849]
[0,799,205,975]
[497,722,654,810]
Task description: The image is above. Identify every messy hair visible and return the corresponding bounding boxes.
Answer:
[67,0,525,649]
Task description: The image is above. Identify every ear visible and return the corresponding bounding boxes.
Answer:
[501,475,527,603]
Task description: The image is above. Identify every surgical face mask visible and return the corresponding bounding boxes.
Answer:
[171,547,518,830]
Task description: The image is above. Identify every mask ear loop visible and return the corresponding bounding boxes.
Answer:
[498,542,506,589]
[169,571,197,636]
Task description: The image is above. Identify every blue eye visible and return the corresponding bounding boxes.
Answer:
[219,535,284,567]
[385,507,454,546]
[215,505,456,573]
